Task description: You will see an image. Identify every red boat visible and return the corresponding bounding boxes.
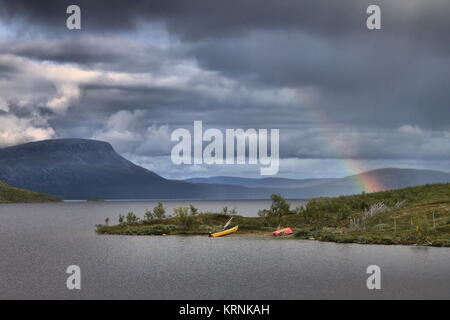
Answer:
[272,227,294,237]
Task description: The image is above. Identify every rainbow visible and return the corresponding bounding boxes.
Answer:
[303,106,385,193]
[341,159,384,193]
[323,129,384,192]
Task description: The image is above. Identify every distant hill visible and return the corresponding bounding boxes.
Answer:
[0,181,60,203]
[291,168,450,198]
[186,176,334,188]
[1,139,449,200]
[186,168,450,198]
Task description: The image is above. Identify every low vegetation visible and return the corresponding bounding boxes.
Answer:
[96,201,269,236]
[0,182,61,203]
[96,184,450,247]
[291,183,450,247]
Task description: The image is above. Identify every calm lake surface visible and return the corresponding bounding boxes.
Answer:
[0,200,449,300]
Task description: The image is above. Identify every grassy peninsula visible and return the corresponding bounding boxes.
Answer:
[96,183,450,247]
[0,181,61,203]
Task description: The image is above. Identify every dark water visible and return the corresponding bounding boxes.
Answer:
[0,201,449,300]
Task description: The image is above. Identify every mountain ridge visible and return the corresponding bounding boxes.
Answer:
[1,139,450,200]
[185,176,334,188]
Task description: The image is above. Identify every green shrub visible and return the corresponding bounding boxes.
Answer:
[126,212,139,224]
[173,207,194,230]
[318,233,337,242]
[189,204,199,216]
[335,235,355,243]
[144,224,177,235]
[380,236,395,245]
[153,202,166,219]
[356,236,373,244]
[431,239,450,247]
[197,224,215,232]
[144,209,154,222]
[295,227,316,239]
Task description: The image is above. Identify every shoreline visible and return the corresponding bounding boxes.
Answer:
[96,223,450,248]
[97,230,450,248]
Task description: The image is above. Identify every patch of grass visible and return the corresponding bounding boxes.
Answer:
[0,181,61,203]
[97,224,178,236]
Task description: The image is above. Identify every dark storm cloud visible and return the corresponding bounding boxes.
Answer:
[189,31,450,129]
[0,0,450,166]
[2,0,450,44]
[6,38,124,64]
[1,35,184,74]
[1,0,363,36]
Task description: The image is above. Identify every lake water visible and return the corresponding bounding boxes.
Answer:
[0,201,449,299]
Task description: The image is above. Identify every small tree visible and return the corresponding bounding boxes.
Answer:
[189,204,199,216]
[269,194,291,227]
[337,204,352,221]
[144,209,155,222]
[295,205,311,224]
[173,207,193,230]
[104,217,110,225]
[126,212,139,224]
[153,202,166,219]
[258,209,271,226]
[230,207,237,215]
[118,214,125,224]
[222,206,229,215]
[412,213,430,242]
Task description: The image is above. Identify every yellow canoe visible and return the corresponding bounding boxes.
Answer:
[209,225,239,238]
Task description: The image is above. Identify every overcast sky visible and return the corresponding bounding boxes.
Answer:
[0,0,449,179]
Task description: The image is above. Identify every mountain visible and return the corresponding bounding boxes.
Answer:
[0,181,60,203]
[0,139,264,200]
[186,176,334,188]
[1,139,449,200]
